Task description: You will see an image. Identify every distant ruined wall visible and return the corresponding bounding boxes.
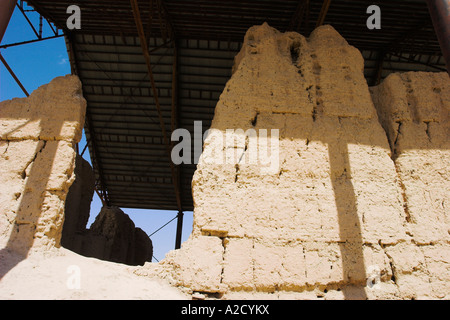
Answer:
[89,206,153,266]
[0,75,86,254]
[68,206,153,266]
[60,149,153,266]
[61,154,96,249]
[159,24,450,299]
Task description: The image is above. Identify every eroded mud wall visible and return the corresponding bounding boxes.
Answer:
[159,24,450,299]
[0,75,86,254]
[371,72,450,298]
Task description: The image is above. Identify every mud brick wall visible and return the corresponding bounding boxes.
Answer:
[159,24,450,300]
[0,75,86,254]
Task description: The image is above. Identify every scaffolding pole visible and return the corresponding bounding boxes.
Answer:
[0,52,29,96]
[426,0,450,75]
[0,0,16,44]
[175,211,184,249]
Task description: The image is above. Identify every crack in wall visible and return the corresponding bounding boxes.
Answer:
[391,121,402,161]
[1,140,10,155]
[251,112,259,127]
[373,111,413,227]
[424,121,432,142]
[290,41,300,65]
[219,237,227,286]
[403,73,421,124]
[21,141,47,180]
[378,241,398,285]
[311,53,323,122]
[394,164,412,224]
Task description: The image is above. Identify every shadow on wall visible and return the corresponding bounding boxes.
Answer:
[0,75,86,279]
[203,85,449,298]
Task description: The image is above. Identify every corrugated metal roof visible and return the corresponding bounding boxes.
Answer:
[67,33,239,210]
[26,0,446,211]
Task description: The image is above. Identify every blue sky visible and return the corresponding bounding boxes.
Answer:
[0,3,193,262]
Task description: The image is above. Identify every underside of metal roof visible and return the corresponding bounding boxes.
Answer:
[68,33,239,210]
[25,0,446,212]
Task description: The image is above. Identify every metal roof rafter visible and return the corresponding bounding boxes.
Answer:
[130,0,183,214]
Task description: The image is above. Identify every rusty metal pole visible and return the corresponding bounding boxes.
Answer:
[0,52,29,96]
[175,211,184,249]
[0,0,17,44]
[316,0,331,28]
[426,0,450,75]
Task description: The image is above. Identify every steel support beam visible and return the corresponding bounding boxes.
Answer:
[85,111,111,206]
[426,0,450,75]
[0,52,29,96]
[132,0,184,248]
[316,0,331,28]
[372,50,386,86]
[66,33,110,205]
[0,1,63,49]
[171,43,178,133]
[388,51,447,71]
[171,41,184,250]
[175,211,184,249]
[130,0,183,214]
[0,0,16,44]
[0,34,64,49]
[288,0,309,33]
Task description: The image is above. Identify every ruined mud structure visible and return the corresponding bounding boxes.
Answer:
[0,75,152,267]
[1,76,86,254]
[157,24,450,299]
[0,24,449,299]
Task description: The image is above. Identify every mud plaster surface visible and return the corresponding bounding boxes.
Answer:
[157,24,450,300]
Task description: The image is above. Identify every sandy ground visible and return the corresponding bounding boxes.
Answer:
[0,246,188,300]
